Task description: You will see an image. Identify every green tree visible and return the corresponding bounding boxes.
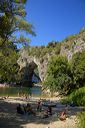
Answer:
[0,41,19,83]
[71,51,85,88]
[43,56,72,94]
[0,0,35,47]
[0,0,36,83]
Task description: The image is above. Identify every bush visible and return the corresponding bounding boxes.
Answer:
[71,51,85,88]
[77,112,85,128]
[62,87,85,106]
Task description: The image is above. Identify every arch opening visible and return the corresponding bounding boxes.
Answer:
[20,61,41,87]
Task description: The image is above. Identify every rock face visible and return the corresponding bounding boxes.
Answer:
[60,38,85,60]
[17,48,48,86]
[17,32,85,85]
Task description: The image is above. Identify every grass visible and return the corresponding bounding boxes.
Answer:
[62,87,85,106]
[0,87,31,96]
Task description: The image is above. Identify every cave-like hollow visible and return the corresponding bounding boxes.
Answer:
[20,61,41,87]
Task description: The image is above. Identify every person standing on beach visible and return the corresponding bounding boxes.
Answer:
[37,99,42,112]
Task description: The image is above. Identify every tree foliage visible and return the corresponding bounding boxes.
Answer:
[0,0,35,83]
[43,50,85,95]
[0,41,19,83]
[43,56,72,94]
[71,51,85,87]
[0,0,35,47]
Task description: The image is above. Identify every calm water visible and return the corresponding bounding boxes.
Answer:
[31,86,42,96]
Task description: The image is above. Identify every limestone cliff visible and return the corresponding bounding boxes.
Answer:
[17,29,85,85]
[17,48,48,83]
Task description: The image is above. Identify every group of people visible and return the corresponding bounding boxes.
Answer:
[17,99,66,121]
[37,99,55,118]
[16,99,52,118]
[37,99,67,120]
[17,103,35,115]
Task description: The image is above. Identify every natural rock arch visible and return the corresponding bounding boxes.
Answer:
[17,48,48,86]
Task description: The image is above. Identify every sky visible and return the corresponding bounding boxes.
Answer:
[25,0,85,46]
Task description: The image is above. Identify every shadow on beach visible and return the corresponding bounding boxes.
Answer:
[0,97,85,128]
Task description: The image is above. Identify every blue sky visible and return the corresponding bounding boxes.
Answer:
[25,0,85,46]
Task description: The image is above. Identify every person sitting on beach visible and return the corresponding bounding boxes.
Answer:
[23,104,27,114]
[26,103,36,115]
[42,109,49,118]
[59,110,66,121]
[26,103,31,111]
[17,104,24,114]
[47,106,52,115]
